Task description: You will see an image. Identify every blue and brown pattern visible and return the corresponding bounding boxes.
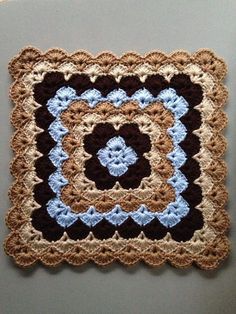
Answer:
[5,47,229,269]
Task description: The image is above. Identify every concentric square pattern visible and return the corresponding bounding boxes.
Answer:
[5,47,229,269]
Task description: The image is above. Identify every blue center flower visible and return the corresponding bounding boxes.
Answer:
[97,136,138,177]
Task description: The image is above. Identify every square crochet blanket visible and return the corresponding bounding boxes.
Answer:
[5,47,229,269]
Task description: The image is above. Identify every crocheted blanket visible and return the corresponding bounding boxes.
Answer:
[5,47,229,269]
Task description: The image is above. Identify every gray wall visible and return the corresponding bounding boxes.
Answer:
[0,1,235,313]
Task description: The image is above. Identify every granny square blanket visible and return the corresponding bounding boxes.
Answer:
[4,47,229,269]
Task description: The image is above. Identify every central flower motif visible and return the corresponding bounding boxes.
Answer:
[83,123,151,190]
[97,136,138,177]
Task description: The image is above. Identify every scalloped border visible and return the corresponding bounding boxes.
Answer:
[4,47,230,269]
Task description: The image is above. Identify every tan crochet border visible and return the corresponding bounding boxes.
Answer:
[4,47,230,269]
[61,101,175,213]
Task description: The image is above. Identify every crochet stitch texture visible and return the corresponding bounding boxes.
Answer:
[4,47,229,269]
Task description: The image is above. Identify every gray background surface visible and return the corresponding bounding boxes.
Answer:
[0,1,235,313]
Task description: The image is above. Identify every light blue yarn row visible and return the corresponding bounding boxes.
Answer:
[46,196,189,228]
[46,86,189,228]
[47,88,79,226]
[47,86,190,112]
